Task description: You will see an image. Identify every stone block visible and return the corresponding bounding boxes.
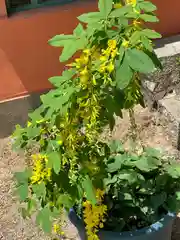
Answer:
[159,96,180,149]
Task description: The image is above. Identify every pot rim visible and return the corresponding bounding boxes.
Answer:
[69,208,175,238]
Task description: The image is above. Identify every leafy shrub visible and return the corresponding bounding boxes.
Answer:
[12,0,180,239]
[104,143,180,231]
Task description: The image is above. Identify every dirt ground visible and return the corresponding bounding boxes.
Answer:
[0,106,180,240]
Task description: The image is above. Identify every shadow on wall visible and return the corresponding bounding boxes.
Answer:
[0,92,42,138]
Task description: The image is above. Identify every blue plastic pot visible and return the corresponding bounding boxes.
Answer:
[68,209,175,240]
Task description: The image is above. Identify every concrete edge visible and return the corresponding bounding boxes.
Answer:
[155,34,180,58]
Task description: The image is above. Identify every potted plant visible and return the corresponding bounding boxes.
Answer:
[13,0,180,240]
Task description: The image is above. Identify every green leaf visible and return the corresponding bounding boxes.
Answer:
[48,152,61,174]
[57,194,74,209]
[48,76,65,87]
[176,192,180,200]
[150,192,167,209]
[15,170,31,184]
[21,208,30,219]
[107,154,124,172]
[98,0,113,17]
[116,56,133,89]
[28,105,44,123]
[32,182,46,199]
[82,175,97,205]
[27,198,37,214]
[135,156,160,172]
[41,86,75,111]
[104,175,118,185]
[144,147,161,158]
[141,35,153,52]
[78,12,102,23]
[116,45,125,66]
[48,34,75,47]
[120,192,133,201]
[126,49,155,73]
[17,183,28,201]
[109,140,124,153]
[73,23,84,36]
[49,69,76,88]
[139,1,157,12]
[146,51,162,70]
[130,31,141,45]
[60,37,87,62]
[109,5,132,18]
[140,14,159,22]
[142,29,162,39]
[26,126,41,139]
[118,169,144,183]
[166,163,180,179]
[125,12,139,19]
[36,207,52,233]
[166,195,180,212]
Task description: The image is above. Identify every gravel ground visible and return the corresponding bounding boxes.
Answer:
[0,106,180,240]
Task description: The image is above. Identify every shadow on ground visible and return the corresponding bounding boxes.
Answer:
[0,92,43,138]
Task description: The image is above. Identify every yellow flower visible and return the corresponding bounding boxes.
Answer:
[99,64,106,73]
[80,67,89,76]
[114,3,122,8]
[36,119,45,124]
[83,49,91,55]
[101,48,111,57]
[80,75,89,85]
[122,39,129,48]
[83,189,107,240]
[99,223,104,228]
[96,189,105,202]
[111,48,118,58]
[53,224,60,233]
[27,121,32,127]
[99,55,107,62]
[108,39,117,50]
[74,54,89,69]
[30,154,51,184]
[92,75,97,86]
[106,62,114,73]
[126,0,136,7]
[133,20,141,27]
[57,139,63,145]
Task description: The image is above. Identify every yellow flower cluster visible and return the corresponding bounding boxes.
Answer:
[126,0,136,7]
[133,20,142,28]
[30,154,51,184]
[114,3,122,9]
[53,223,65,236]
[99,39,118,74]
[70,49,92,88]
[83,189,107,240]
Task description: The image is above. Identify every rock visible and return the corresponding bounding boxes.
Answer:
[158,95,180,150]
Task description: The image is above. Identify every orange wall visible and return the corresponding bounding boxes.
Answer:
[0,0,180,101]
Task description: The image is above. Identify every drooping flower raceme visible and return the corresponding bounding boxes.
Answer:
[30,154,51,184]
[83,189,107,240]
